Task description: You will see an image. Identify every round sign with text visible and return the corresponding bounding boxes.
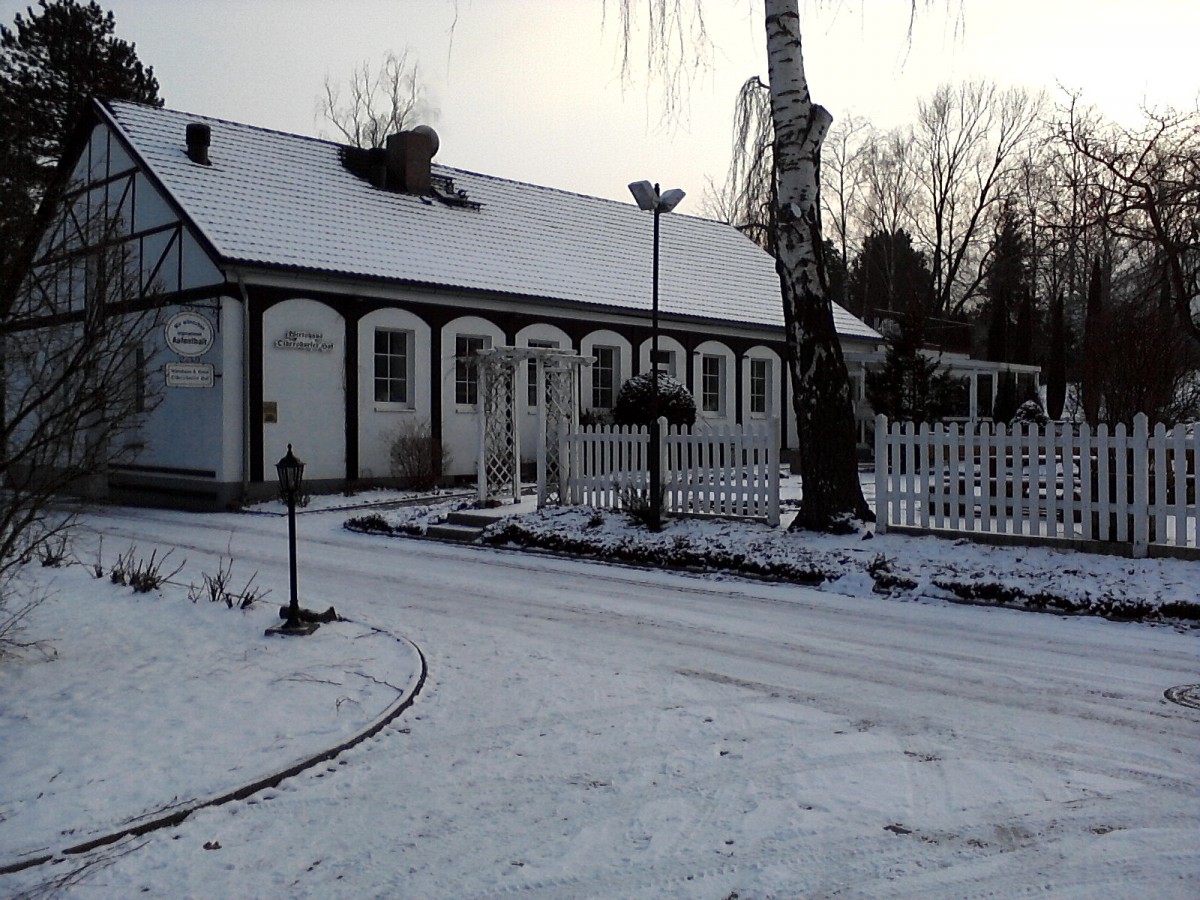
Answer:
[165,311,215,357]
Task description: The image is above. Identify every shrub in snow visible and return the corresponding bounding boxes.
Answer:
[1010,399,1050,428]
[612,373,697,428]
[389,417,448,489]
[618,486,666,531]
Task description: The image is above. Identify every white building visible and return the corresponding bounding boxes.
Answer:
[12,99,890,508]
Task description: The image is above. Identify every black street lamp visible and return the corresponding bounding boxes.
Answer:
[628,180,685,530]
[267,444,319,636]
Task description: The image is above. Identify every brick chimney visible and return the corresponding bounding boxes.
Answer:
[384,129,435,194]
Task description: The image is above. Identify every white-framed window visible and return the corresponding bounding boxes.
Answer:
[374,328,412,405]
[592,345,619,409]
[526,338,558,409]
[455,334,489,406]
[701,353,725,414]
[749,357,770,415]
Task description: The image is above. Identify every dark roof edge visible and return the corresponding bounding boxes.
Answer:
[227,260,883,343]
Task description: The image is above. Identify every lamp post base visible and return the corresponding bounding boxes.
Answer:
[265,620,320,637]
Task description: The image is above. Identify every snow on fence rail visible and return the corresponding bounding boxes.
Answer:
[561,418,780,525]
[874,413,1199,557]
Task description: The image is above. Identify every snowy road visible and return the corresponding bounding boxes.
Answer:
[34,507,1200,896]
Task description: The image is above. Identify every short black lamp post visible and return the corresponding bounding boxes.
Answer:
[628,179,685,530]
[267,444,319,636]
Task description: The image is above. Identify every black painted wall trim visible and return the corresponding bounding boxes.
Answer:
[248,291,265,482]
[344,307,360,481]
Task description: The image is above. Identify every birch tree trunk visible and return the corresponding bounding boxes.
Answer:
[765,0,871,528]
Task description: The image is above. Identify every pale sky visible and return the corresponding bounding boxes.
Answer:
[4,0,1197,206]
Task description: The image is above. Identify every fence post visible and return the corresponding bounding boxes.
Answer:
[768,417,781,526]
[558,424,571,505]
[874,414,888,534]
[536,359,547,507]
[662,420,672,518]
[1132,413,1149,557]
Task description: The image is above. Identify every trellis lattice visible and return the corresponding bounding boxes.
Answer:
[538,354,584,505]
[476,352,520,503]
[474,347,588,506]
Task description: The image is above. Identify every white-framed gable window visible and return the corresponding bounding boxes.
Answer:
[527,338,558,409]
[701,353,725,414]
[749,357,770,416]
[455,334,490,406]
[374,328,413,406]
[592,345,619,410]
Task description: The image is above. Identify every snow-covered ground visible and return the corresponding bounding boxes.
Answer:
[1,494,1197,897]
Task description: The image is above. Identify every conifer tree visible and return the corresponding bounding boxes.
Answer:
[1081,256,1104,425]
[1045,292,1066,419]
[983,209,1029,363]
[0,0,160,285]
[845,230,933,325]
[865,313,959,425]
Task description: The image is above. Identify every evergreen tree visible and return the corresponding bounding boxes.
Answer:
[1012,286,1036,365]
[1045,292,1067,419]
[983,208,1029,363]
[1080,256,1104,425]
[823,238,848,312]
[991,371,1019,423]
[0,0,160,285]
[845,229,933,324]
[865,313,959,425]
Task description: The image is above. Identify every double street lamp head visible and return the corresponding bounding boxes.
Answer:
[628,180,685,214]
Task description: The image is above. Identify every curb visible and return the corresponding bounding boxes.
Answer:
[0,628,427,877]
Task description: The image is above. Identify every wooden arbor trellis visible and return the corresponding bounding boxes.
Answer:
[475,346,589,506]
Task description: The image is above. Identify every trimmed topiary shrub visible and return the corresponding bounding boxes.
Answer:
[612,372,697,428]
[1010,399,1050,428]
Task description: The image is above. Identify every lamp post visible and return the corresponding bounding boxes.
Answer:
[628,180,685,530]
[268,444,319,636]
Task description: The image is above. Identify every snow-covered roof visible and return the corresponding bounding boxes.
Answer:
[101,100,880,341]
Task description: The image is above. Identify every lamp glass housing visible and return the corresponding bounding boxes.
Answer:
[275,445,305,496]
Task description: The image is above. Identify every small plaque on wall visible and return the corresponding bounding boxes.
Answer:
[263,401,278,423]
[165,362,214,388]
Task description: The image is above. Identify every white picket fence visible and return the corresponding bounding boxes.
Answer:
[874,413,1199,557]
[561,419,781,525]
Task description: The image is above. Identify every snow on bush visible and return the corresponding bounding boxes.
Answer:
[612,372,696,428]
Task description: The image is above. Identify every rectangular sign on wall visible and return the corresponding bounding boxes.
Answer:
[165,362,214,388]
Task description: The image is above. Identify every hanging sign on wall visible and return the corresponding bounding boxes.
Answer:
[165,311,215,357]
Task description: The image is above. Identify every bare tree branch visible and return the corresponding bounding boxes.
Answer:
[318,50,435,149]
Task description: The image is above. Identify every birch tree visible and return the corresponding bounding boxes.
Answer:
[754,1,867,527]
[702,75,774,250]
[621,0,889,527]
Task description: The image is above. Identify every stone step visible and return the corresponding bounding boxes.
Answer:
[446,510,504,528]
[425,522,483,542]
